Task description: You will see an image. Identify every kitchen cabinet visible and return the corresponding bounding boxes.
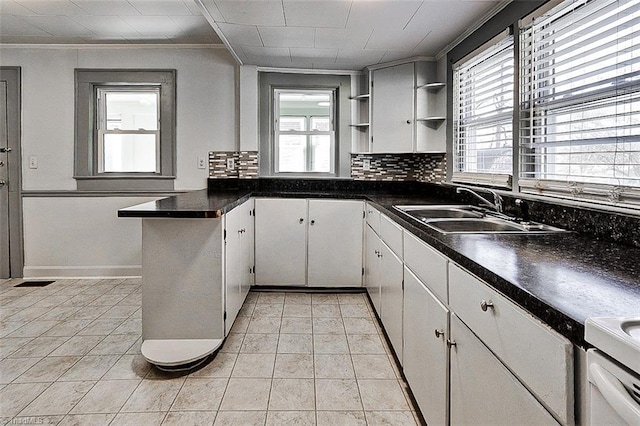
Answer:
[449,314,560,425]
[449,263,574,424]
[371,63,414,153]
[403,266,449,426]
[365,212,404,363]
[224,199,254,334]
[254,198,307,286]
[307,199,363,287]
[255,198,364,287]
[403,230,448,304]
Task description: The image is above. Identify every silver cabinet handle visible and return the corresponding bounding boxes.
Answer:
[0,180,6,186]
[310,220,315,226]
[406,120,411,124]
[0,147,11,153]
[480,300,494,311]
[447,339,457,348]
[435,329,444,338]
[299,218,304,224]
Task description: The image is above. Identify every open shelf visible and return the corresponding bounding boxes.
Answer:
[417,117,446,122]
[417,82,446,91]
[349,94,370,100]
[350,123,370,128]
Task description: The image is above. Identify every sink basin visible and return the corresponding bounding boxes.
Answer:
[425,218,566,234]
[585,317,640,375]
[394,205,484,220]
[393,205,567,234]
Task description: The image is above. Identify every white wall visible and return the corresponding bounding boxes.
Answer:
[0,45,238,277]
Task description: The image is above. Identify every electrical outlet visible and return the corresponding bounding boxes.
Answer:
[29,156,38,169]
[197,156,207,170]
[363,159,371,171]
[226,158,235,171]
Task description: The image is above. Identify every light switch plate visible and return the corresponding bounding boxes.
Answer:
[197,156,207,170]
[226,158,235,171]
[29,156,38,169]
[363,159,371,171]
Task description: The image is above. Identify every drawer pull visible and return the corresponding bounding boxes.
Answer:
[480,300,494,312]
[299,218,304,224]
[434,329,444,338]
[447,339,457,348]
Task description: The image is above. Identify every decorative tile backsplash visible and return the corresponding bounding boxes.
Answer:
[209,151,258,179]
[351,153,446,182]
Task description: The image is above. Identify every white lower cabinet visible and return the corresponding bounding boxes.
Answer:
[379,240,404,363]
[364,224,381,313]
[449,314,560,425]
[254,198,363,287]
[307,199,363,287]
[254,198,307,286]
[224,199,254,334]
[403,267,449,426]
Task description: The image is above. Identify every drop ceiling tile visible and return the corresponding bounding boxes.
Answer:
[347,0,423,30]
[183,0,205,15]
[70,16,140,38]
[196,0,225,20]
[405,1,496,33]
[314,28,372,49]
[258,27,314,48]
[380,50,418,63]
[217,23,262,46]
[128,0,193,16]
[121,16,183,37]
[366,28,428,51]
[242,44,290,59]
[214,0,285,26]
[171,34,224,44]
[170,16,217,36]
[20,15,95,37]
[336,48,386,65]
[290,47,337,61]
[283,0,351,28]
[0,0,36,15]
[12,0,86,15]
[0,15,50,36]
[71,0,141,16]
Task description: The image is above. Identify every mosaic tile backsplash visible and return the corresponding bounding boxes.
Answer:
[209,151,259,179]
[351,153,446,182]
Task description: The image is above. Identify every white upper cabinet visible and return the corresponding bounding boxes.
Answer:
[254,198,307,286]
[307,199,364,287]
[369,60,446,154]
[371,63,415,153]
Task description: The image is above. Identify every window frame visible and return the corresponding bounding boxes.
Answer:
[272,88,337,176]
[74,69,176,191]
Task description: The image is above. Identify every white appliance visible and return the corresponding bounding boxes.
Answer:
[585,317,640,425]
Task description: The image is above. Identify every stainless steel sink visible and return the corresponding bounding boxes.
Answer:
[393,204,567,234]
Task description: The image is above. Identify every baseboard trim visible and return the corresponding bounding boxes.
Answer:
[23,265,142,278]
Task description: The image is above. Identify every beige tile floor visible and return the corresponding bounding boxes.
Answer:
[0,278,421,425]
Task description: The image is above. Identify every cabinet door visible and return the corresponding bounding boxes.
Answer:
[241,199,254,302]
[255,198,307,286]
[403,267,449,426]
[449,315,559,426]
[379,241,404,363]
[372,63,414,152]
[307,200,364,287]
[364,225,381,314]
[224,203,245,335]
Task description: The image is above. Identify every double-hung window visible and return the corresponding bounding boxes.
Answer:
[453,32,515,187]
[520,0,640,205]
[273,89,335,174]
[74,69,176,191]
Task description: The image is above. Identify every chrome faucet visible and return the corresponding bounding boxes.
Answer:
[456,187,503,214]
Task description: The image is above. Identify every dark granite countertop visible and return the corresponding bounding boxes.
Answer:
[118,179,640,347]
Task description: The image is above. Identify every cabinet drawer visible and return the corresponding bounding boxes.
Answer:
[379,214,403,258]
[365,203,381,234]
[403,231,448,303]
[449,263,574,425]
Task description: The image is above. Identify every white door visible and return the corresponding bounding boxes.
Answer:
[307,199,363,287]
[372,63,415,153]
[224,203,245,334]
[379,241,404,363]
[255,198,307,286]
[364,225,381,314]
[403,267,449,426]
[449,315,559,426]
[0,82,9,278]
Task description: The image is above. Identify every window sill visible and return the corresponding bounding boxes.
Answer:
[74,176,175,191]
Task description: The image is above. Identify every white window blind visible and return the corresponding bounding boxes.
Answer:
[520,0,640,205]
[453,33,515,187]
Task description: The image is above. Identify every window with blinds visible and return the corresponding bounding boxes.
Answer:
[520,0,640,205]
[453,33,515,187]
